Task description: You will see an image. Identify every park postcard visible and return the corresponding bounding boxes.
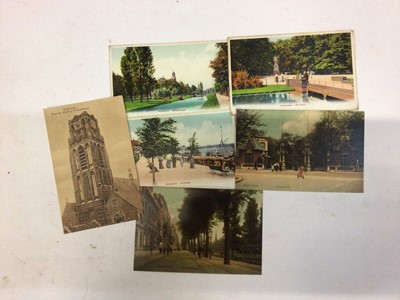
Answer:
[228,31,357,112]
[134,187,262,275]
[235,109,364,193]
[110,41,230,118]
[44,96,143,233]
[128,111,236,190]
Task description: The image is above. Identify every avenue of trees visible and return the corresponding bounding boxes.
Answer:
[237,110,364,170]
[113,46,207,102]
[230,32,353,84]
[178,189,262,265]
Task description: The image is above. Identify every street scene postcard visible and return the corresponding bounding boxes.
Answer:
[134,187,262,275]
[110,41,230,118]
[228,31,357,113]
[128,111,235,189]
[44,96,143,234]
[235,109,364,193]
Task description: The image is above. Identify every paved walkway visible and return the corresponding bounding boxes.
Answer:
[216,93,230,109]
[236,169,363,192]
[135,156,235,189]
[134,250,261,274]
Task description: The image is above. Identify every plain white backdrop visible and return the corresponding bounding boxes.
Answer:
[1,1,399,299]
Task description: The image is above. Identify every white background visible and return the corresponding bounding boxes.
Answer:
[1,1,399,299]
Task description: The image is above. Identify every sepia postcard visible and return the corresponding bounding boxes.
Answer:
[44,96,142,234]
[109,41,230,118]
[128,111,236,189]
[235,109,364,193]
[228,31,357,113]
[134,187,262,275]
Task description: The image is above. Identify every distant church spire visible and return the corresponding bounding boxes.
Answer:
[171,71,176,81]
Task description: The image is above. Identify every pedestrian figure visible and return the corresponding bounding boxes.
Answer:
[158,156,164,169]
[180,157,184,167]
[297,166,305,179]
[172,155,177,168]
[275,74,279,84]
[159,242,163,254]
[198,245,203,259]
[253,160,258,170]
[189,156,195,169]
[273,162,279,172]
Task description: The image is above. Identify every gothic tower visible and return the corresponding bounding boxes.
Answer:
[68,111,114,226]
[171,71,176,81]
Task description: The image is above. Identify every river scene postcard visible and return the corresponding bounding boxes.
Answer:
[228,31,357,113]
[129,111,236,190]
[110,41,230,118]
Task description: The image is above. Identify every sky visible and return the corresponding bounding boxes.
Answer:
[252,110,323,139]
[44,97,138,213]
[110,42,220,90]
[128,112,234,148]
[153,187,263,243]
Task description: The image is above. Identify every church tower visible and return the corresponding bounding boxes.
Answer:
[68,111,114,226]
[171,71,176,81]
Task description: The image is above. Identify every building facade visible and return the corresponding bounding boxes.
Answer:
[62,111,142,233]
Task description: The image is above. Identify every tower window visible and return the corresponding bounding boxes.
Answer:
[78,146,88,170]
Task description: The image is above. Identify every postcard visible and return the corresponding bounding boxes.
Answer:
[128,111,236,189]
[110,41,230,118]
[228,31,357,113]
[235,109,364,193]
[44,96,142,233]
[134,187,262,274]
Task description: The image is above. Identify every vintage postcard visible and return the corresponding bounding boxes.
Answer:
[128,111,235,189]
[228,31,357,113]
[235,109,364,192]
[44,96,142,233]
[134,187,262,274]
[110,41,230,118]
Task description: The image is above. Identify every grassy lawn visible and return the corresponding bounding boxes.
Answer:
[232,85,294,95]
[123,95,191,111]
[201,92,220,108]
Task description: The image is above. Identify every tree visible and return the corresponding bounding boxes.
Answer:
[241,198,260,254]
[230,38,275,75]
[135,118,177,182]
[236,110,266,146]
[209,42,230,95]
[120,47,136,101]
[187,132,200,155]
[196,82,204,96]
[112,72,127,100]
[120,46,156,102]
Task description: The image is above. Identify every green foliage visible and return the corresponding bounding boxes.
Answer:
[230,38,275,75]
[135,118,177,159]
[307,111,364,169]
[241,198,260,254]
[112,72,127,99]
[187,132,201,155]
[236,110,266,146]
[272,33,353,75]
[201,92,219,108]
[120,46,157,102]
[209,42,230,95]
[232,85,294,95]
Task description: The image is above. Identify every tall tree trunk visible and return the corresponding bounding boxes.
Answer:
[151,156,155,183]
[205,230,209,258]
[223,198,231,265]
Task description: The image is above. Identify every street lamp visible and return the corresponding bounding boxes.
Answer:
[303,141,311,171]
[279,140,286,170]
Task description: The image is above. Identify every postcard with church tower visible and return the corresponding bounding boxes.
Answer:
[109,41,230,118]
[44,96,143,234]
[228,31,357,114]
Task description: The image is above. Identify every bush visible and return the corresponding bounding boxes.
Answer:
[232,70,263,90]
